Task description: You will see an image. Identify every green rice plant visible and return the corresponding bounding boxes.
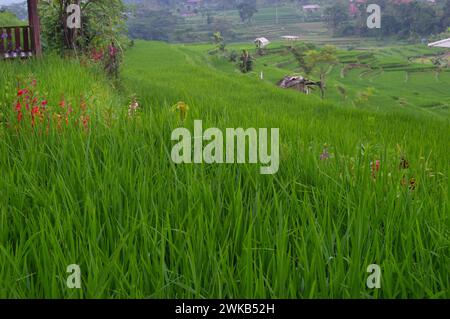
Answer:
[0,41,448,299]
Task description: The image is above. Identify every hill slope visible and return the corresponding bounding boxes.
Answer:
[0,42,448,298]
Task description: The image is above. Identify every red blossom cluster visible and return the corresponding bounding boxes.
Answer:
[91,48,104,62]
[371,159,381,178]
[15,80,48,127]
[12,80,91,133]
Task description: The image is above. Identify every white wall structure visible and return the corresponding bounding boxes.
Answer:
[428,38,450,48]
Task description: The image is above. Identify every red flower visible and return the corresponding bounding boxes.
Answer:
[17,89,28,97]
[59,100,66,108]
[31,106,40,126]
[41,100,48,107]
[82,115,90,129]
[371,160,381,178]
[17,112,23,122]
[15,102,22,112]
[91,48,104,62]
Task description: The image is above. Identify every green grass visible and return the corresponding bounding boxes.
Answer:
[0,41,449,298]
[200,42,450,118]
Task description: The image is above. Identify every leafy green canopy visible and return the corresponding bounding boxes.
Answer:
[39,0,128,53]
[0,10,26,27]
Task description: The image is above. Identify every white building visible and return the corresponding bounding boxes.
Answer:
[302,4,321,13]
[254,37,271,48]
[428,38,450,48]
[281,35,300,41]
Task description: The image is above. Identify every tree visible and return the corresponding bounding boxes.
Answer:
[442,0,450,31]
[304,45,338,99]
[237,0,258,24]
[432,56,448,81]
[39,0,127,54]
[128,9,178,41]
[323,1,350,36]
[290,42,317,74]
[206,11,214,25]
[239,50,253,73]
[213,31,225,52]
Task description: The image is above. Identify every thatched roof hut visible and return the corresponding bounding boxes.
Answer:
[277,75,321,95]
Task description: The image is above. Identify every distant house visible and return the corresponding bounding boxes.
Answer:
[254,37,270,48]
[428,38,450,48]
[302,4,321,13]
[349,0,415,16]
[281,35,300,41]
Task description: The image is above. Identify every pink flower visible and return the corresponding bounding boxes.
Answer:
[371,160,381,177]
[320,148,330,161]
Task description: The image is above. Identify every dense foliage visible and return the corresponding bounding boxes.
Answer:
[39,0,128,53]
[325,0,450,39]
[0,9,25,27]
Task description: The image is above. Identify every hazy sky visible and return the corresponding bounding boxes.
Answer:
[0,0,25,5]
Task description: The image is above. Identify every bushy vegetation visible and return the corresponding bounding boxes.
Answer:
[39,0,128,52]
[0,9,26,27]
[325,0,450,39]
[124,0,450,44]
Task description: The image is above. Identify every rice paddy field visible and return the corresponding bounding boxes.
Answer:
[197,41,450,118]
[0,40,449,298]
[173,4,355,44]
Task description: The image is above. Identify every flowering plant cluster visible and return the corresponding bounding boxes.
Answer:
[86,43,121,79]
[9,79,91,133]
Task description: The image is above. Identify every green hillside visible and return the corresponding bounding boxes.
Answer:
[0,41,448,298]
[183,41,450,118]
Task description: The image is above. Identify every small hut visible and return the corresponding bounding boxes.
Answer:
[0,0,42,59]
[277,75,321,95]
[302,5,321,13]
[254,37,270,49]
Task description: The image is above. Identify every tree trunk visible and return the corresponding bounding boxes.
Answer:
[319,73,325,99]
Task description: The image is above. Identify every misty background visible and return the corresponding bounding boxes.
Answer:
[1,1,449,44]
